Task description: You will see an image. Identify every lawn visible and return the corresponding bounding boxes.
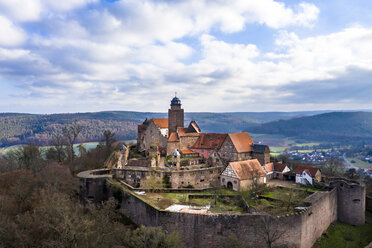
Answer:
[140,189,242,212]
[313,211,372,248]
[138,186,314,216]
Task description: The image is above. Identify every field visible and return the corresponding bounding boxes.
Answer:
[347,157,372,169]
[313,211,372,248]
[250,133,329,156]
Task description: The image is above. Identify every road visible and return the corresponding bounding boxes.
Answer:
[343,153,359,170]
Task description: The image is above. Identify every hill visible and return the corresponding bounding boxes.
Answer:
[247,111,372,144]
[0,111,321,147]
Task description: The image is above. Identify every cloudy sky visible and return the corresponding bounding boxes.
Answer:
[0,0,372,113]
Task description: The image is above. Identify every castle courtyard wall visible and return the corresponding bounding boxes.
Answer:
[300,188,337,248]
[78,170,365,248]
[114,184,302,248]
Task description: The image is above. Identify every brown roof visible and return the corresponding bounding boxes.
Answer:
[180,149,198,155]
[151,118,168,128]
[138,124,144,132]
[168,132,179,142]
[191,133,227,149]
[263,162,273,173]
[295,165,320,177]
[229,159,267,180]
[177,127,200,137]
[186,121,201,133]
[274,162,287,172]
[228,132,254,153]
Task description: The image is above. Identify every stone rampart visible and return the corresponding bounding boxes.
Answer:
[330,180,366,225]
[78,169,365,248]
[108,180,338,248]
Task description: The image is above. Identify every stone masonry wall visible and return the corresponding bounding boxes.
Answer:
[107,181,339,248]
[141,121,168,150]
[113,184,302,248]
[330,180,366,225]
[219,137,238,162]
[78,169,365,248]
[300,188,337,248]
[179,136,199,151]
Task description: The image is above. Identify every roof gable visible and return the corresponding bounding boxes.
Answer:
[229,159,266,180]
[168,132,179,142]
[186,120,201,133]
[228,132,254,153]
[295,165,320,177]
[274,162,288,172]
[151,118,168,128]
[263,162,273,173]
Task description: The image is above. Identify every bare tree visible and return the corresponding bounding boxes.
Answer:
[63,123,82,163]
[51,133,66,163]
[102,130,116,148]
[257,215,286,248]
[322,158,344,177]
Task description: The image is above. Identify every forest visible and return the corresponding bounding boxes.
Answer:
[248,111,372,145]
[0,110,327,147]
[0,127,183,248]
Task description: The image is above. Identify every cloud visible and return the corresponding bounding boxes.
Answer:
[0,16,27,46]
[0,0,371,113]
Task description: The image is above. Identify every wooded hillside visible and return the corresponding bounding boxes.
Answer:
[248,112,372,144]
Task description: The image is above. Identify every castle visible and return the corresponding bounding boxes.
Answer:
[77,95,367,248]
[134,95,275,189]
[138,96,270,161]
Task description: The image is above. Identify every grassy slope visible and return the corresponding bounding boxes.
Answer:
[313,211,372,248]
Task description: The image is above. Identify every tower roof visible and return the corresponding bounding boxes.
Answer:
[171,95,181,105]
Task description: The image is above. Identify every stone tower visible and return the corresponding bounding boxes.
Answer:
[168,94,184,134]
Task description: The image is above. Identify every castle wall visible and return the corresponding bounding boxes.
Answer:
[219,137,238,162]
[113,166,223,189]
[167,141,180,156]
[179,136,199,151]
[300,188,337,248]
[169,166,223,188]
[78,169,366,248]
[330,180,366,225]
[252,151,270,166]
[114,185,302,248]
[141,121,168,150]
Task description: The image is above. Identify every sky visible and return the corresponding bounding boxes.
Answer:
[0,0,372,114]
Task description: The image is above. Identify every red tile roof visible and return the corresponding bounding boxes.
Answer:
[229,159,266,180]
[168,132,179,142]
[274,162,287,172]
[186,121,201,133]
[191,133,227,149]
[177,127,200,137]
[180,149,198,155]
[295,165,320,177]
[228,132,254,153]
[263,162,273,173]
[151,118,168,128]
